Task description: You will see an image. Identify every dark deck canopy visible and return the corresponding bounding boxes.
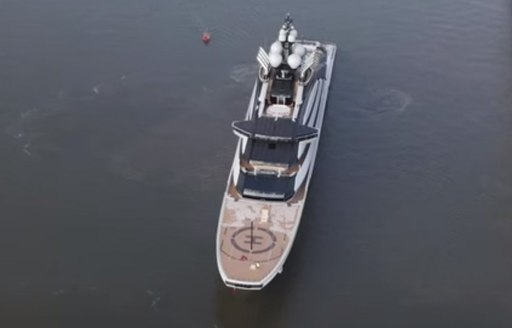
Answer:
[269,67,295,105]
[237,172,295,200]
[244,139,298,165]
[232,117,318,142]
[271,76,294,99]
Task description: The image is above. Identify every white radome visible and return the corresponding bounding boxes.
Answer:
[270,41,283,54]
[287,34,296,43]
[269,52,283,67]
[278,29,287,42]
[287,53,301,69]
[289,29,298,38]
[292,44,306,57]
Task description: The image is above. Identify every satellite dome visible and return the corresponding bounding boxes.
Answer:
[289,29,298,38]
[270,41,283,54]
[269,52,283,68]
[287,53,301,69]
[292,44,306,57]
[287,33,296,43]
[278,29,287,42]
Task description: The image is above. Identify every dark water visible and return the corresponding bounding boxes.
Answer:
[1,0,511,326]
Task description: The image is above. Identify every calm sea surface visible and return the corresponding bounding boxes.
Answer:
[0,0,511,327]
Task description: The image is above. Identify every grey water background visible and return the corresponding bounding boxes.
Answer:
[0,0,511,326]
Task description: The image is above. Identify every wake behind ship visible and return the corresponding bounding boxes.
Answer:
[216,14,337,290]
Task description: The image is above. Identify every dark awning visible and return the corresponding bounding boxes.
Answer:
[232,117,318,142]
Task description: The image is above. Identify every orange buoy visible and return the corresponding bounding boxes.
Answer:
[202,31,211,44]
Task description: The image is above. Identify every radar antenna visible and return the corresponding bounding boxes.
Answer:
[283,13,293,30]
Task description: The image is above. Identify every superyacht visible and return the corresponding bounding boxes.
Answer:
[216,14,337,290]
